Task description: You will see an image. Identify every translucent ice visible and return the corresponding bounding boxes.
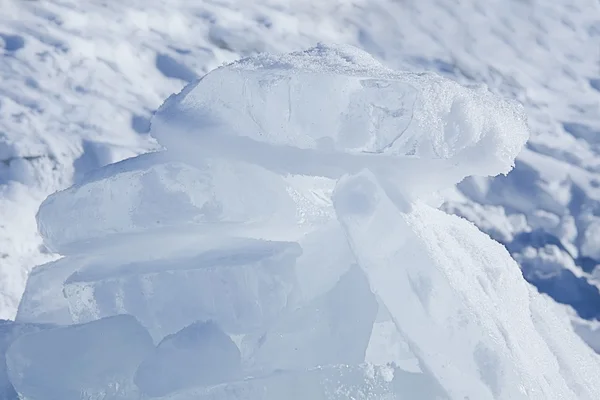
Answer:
[151,364,447,400]
[135,321,242,397]
[16,256,83,325]
[6,315,153,400]
[333,170,600,399]
[37,154,299,255]
[0,321,53,400]
[243,264,377,374]
[151,44,528,198]
[63,238,302,340]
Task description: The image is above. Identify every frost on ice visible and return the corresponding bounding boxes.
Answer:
[7,44,600,399]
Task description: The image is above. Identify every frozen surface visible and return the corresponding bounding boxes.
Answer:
[6,38,600,399]
[37,155,300,255]
[16,255,91,326]
[64,238,301,340]
[6,315,153,400]
[152,44,528,199]
[242,264,377,374]
[135,321,242,398]
[0,320,53,400]
[154,364,443,400]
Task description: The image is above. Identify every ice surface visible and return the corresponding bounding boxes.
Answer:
[135,321,242,398]
[0,321,53,400]
[15,256,82,325]
[242,264,377,374]
[63,238,301,340]
[37,154,300,255]
[333,170,600,399]
[6,314,153,400]
[152,364,446,400]
[291,221,354,304]
[151,44,528,198]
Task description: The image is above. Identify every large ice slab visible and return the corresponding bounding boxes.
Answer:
[6,315,153,400]
[333,170,600,400]
[151,44,528,197]
[37,153,300,255]
[63,238,302,340]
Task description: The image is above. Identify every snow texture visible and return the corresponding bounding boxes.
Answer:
[7,44,600,399]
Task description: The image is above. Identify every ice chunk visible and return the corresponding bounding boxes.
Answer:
[17,231,257,326]
[292,221,354,304]
[18,231,250,327]
[63,238,302,340]
[151,44,528,197]
[16,256,82,325]
[243,264,377,373]
[135,321,242,397]
[152,364,446,400]
[6,315,153,400]
[37,154,299,255]
[333,170,600,400]
[0,321,53,400]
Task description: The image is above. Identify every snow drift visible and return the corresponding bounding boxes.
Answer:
[7,44,600,399]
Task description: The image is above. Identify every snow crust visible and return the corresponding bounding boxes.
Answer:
[6,44,600,399]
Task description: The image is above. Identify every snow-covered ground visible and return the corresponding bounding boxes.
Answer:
[1,0,600,342]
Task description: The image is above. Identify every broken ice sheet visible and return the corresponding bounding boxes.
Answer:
[63,238,302,341]
[242,264,377,374]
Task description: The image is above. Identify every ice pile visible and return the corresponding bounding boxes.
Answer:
[4,44,600,399]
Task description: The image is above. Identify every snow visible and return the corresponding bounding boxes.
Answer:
[5,44,600,399]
